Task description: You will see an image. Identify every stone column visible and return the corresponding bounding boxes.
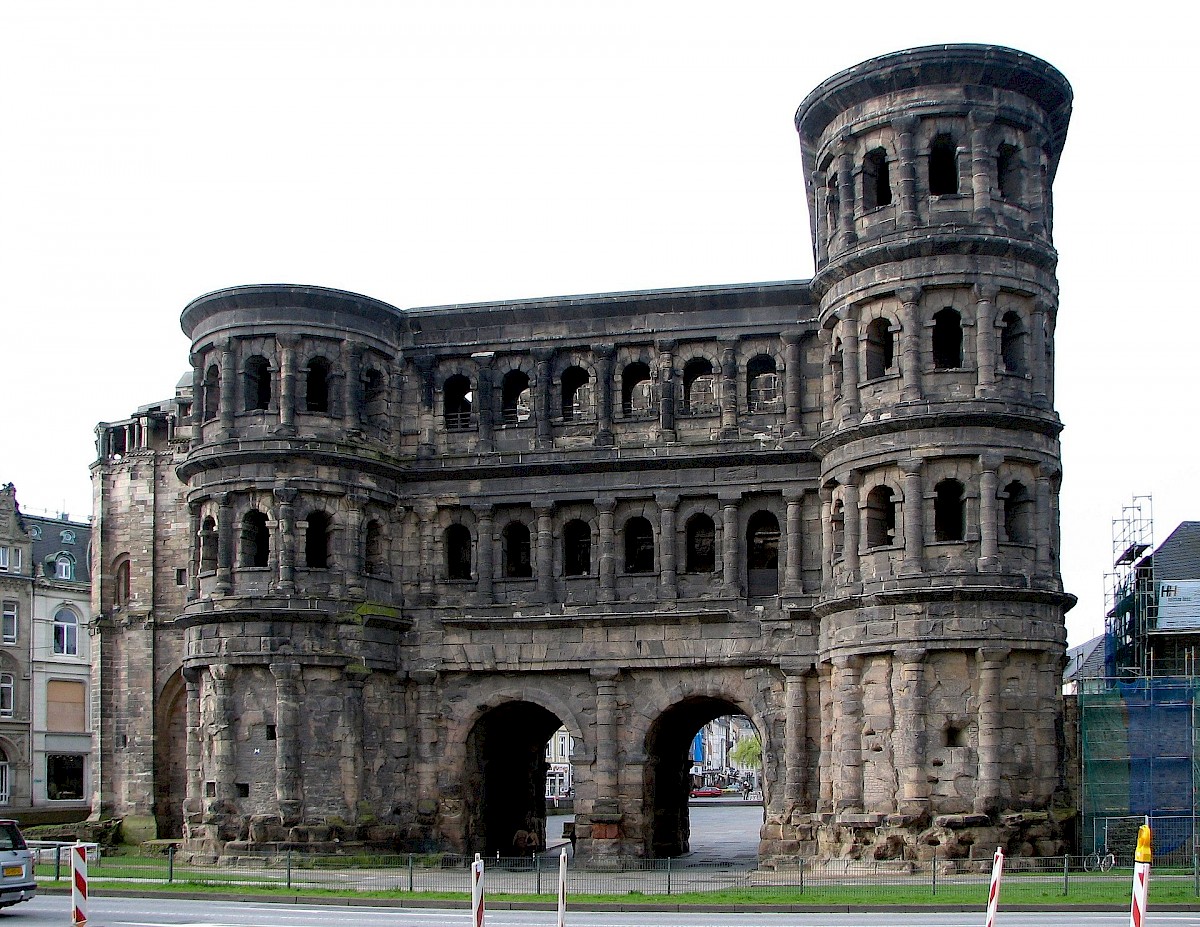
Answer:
[270,661,303,825]
[1044,306,1058,408]
[718,340,739,439]
[413,355,436,458]
[187,503,202,600]
[1034,468,1053,578]
[720,495,740,596]
[656,340,676,443]
[818,328,835,432]
[597,496,616,603]
[974,648,1009,815]
[215,493,233,595]
[534,502,554,603]
[783,489,804,595]
[343,341,362,432]
[418,503,436,600]
[819,486,833,591]
[969,109,997,224]
[813,168,830,266]
[534,348,554,449]
[836,139,858,249]
[591,668,620,815]
[656,492,678,601]
[475,356,495,453]
[892,114,919,227]
[893,647,928,818]
[474,504,494,604]
[209,664,237,804]
[975,285,998,397]
[1031,300,1050,407]
[411,670,439,801]
[592,344,615,447]
[276,334,298,434]
[978,453,1002,572]
[218,338,236,439]
[832,654,863,813]
[780,658,812,808]
[899,458,924,575]
[1035,655,1060,804]
[897,287,923,403]
[839,319,860,421]
[783,331,803,435]
[346,493,367,599]
[842,473,860,583]
[273,484,297,595]
[184,668,202,806]
[341,672,366,820]
[189,353,205,428]
[817,662,833,812]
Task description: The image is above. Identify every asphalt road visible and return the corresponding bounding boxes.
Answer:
[5,896,1185,927]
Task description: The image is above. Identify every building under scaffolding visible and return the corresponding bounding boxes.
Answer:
[1074,499,1200,861]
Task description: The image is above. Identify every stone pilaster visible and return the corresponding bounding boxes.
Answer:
[592,344,614,447]
[412,670,439,801]
[975,284,998,398]
[969,108,997,224]
[893,647,928,819]
[474,504,494,604]
[1031,299,1050,407]
[534,348,554,449]
[892,115,919,227]
[218,338,235,439]
[656,492,678,600]
[276,334,298,434]
[590,668,620,816]
[720,495,740,596]
[341,671,366,820]
[270,661,303,825]
[839,319,860,422]
[899,458,924,575]
[974,647,1009,815]
[534,501,554,603]
[273,484,297,595]
[343,341,362,432]
[476,356,494,453]
[346,493,367,599]
[780,657,813,809]
[718,340,739,439]
[978,452,1003,572]
[819,328,835,432]
[897,287,923,403]
[819,485,833,591]
[836,139,857,249]
[783,331,804,435]
[215,493,233,595]
[832,654,863,814]
[597,496,616,603]
[209,664,236,804]
[842,472,860,583]
[783,490,804,595]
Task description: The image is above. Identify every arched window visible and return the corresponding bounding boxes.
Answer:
[1002,481,1033,545]
[831,500,845,557]
[934,479,965,542]
[932,308,963,369]
[624,517,655,573]
[243,355,271,412]
[240,509,270,568]
[202,364,220,422]
[1000,311,1027,375]
[685,513,716,573]
[862,147,891,209]
[864,318,894,380]
[502,522,532,578]
[682,359,717,415]
[622,363,653,417]
[865,486,897,548]
[305,357,332,414]
[54,555,74,580]
[561,366,591,421]
[929,134,959,196]
[200,517,218,573]
[997,143,1021,201]
[563,520,591,576]
[444,374,473,430]
[746,510,780,596]
[53,607,79,656]
[112,557,131,606]
[444,524,472,580]
[747,355,778,412]
[501,371,532,426]
[364,519,385,575]
[305,511,332,569]
[362,368,387,427]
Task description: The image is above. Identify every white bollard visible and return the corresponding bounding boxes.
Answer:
[557,847,567,927]
[70,842,88,926]
[471,852,485,926]
[984,846,1004,927]
[1129,824,1152,927]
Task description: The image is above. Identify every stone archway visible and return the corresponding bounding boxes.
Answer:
[643,695,759,858]
[463,700,564,857]
[153,670,187,838]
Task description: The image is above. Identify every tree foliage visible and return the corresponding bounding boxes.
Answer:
[730,734,761,769]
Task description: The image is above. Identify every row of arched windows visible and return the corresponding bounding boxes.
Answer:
[848,308,1029,381]
[201,355,388,425]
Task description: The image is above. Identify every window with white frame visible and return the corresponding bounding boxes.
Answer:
[0,754,9,804]
[0,547,7,571]
[1,602,16,643]
[0,675,13,718]
[55,556,73,580]
[53,608,79,656]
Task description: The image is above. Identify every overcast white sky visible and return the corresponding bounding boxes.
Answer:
[1,2,1194,648]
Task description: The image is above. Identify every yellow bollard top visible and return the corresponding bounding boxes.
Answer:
[1134,824,1153,864]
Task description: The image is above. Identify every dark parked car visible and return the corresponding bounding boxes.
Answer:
[0,820,35,909]
[690,786,722,798]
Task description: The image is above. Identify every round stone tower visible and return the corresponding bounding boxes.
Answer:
[795,46,1075,857]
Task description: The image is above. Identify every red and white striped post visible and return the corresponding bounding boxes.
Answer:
[1129,824,1152,927]
[70,842,88,926]
[984,845,1004,927]
[556,847,567,927]
[470,852,485,926]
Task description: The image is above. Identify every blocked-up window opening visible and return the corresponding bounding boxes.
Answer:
[831,500,845,557]
[747,355,779,411]
[622,363,653,417]
[444,374,473,430]
[862,147,892,209]
[305,357,332,414]
[445,524,472,580]
[200,518,218,573]
[997,143,1021,200]
[945,722,967,748]
[682,359,717,414]
[501,371,532,426]
[865,486,897,548]
[364,520,385,575]
[46,754,84,800]
[1000,311,1027,375]
[305,511,332,569]
[685,513,716,573]
[932,308,963,369]
[934,479,966,542]
[864,319,894,380]
[502,522,532,578]
[47,679,86,731]
[1002,480,1033,544]
[929,134,959,195]
[747,510,780,596]
[831,341,844,396]
[362,368,387,427]
[53,608,78,656]
[240,510,270,568]
[202,365,220,421]
[624,517,655,573]
[824,162,839,234]
[561,366,591,421]
[244,355,271,412]
[563,520,591,576]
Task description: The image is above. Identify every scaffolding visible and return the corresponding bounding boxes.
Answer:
[1104,495,1155,678]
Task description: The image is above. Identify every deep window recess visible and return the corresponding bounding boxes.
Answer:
[624,517,655,573]
[53,608,79,656]
[445,524,472,580]
[997,143,1021,201]
[746,510,780,596]
[244,355,271,411]
[747,355,779,412]
[1000,311,1027,375]
[685,513,716,573]
[305,511,332,568]
[502,522,532,578]
[865,486,897,548]
[561,367,591,421]
[824,161,839,233]
[682,359,717,415]
[831,500,845,557]
[862,147,892,209]
[501,371,532,425]
[444,374,474,430]
[563,520,591,576]
[929,134,959,195]
[240,510,270,568]
[934,479,966,542]
[364,520,385,575]
[202,365,220,421]
[622,363,653,417]
[362,368,387,426]
[1002,481,1033,545]
[932,308,963,369]
[864,318,894,379]
[305,357,332,414]
[0,602,14,643]
[46,754,85,800]
[114,558,132,604]
[200,518,218,573]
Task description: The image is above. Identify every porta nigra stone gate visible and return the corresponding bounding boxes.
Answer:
[91,45,1074,864]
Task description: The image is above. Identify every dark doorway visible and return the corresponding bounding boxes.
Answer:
[154,670,188,837]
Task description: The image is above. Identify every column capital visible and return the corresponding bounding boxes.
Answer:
[595,496,616,514]
[895,286,922,307]
[532,500,555,516]
[977,646,1011,665]
[968,106,997,130]
[655,338,677,354]
[832,653,862,671]
[532,346,555,363]
[718,491,741,506]
[591,342,615,358]
[899,457,924,477]
[590,667,620,683]
[895,647,927,664]
[783,487,806,504]
[270,661,301,682]
[276,332,301,349]
[654,491,679,510]
[979,451,1004,472]
[779,656,815,677]
[974,282,1000,303]
[410,669,439,686]
[890,113,919,135]
[471,502,495,518]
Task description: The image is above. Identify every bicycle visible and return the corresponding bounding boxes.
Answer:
[1084,846,1116,872]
